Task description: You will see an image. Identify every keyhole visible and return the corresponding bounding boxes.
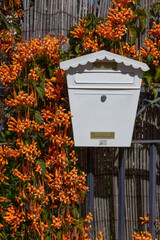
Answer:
[101,95,107,102]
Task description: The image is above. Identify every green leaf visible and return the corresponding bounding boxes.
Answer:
[57,230,62,240]
[152,88,158,99]
[36,159,46,177]
[86,19,92,27]
[35,110,42,124]
[128,24,137,45]
[154,66,160,82]
[42,209,49,221]
[48,63,55,78]
[151,2,160,16]
[75,44,80,54]
[45,237,51,240]
[13,25,21,35]
[72,205,79,218]
[0,232,9,240]
[84,13,95,20]
[96,17,104,23]
[145,10,151,20]
[134,9,149,32]
[134,0,141,7]
[134,8,146,17]
[40,74,46,86]
[80,191,86,200]
[139,15,146,32]
[147,54,154,63]
[35,86,45,101]
[143,74,152,86]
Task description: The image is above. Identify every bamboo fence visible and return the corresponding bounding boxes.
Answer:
[21,1,160,239]
[22,0,113,41]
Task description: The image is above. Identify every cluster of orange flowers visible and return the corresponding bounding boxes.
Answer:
[112,0,135,7]
[5,90,36,107]
[0,34,66,89]
[16,139,41,163]
[70,19,86,39]
[132,213,158,240]
[44,74,64,100]
[0,11,96,238]
[0,145,22,186]
[70,0,137,54]
[140,22,160,69]
[28,66,41,82]
[0,62,22,86]
[108,5,137,25]
[8,115,41,134]
[139,212,150,225]
[0,30,16,55]
[83,30,104,52]
[121,43,138,58]
[148,22,160,39]
[3,0,21,9]
[97,20,127,41]
[13,39,42,66]
[132,231,157,240]
[4,204,26,237]
[27,200,48,240]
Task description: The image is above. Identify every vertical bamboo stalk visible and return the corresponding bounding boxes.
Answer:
[61,0,64,36]
[118,148,125,240]
[55,0,58,37]
[85,0,87,16]
[98,0,102,18]
[33,0,37,38]
[36,0,41,38]
[79,0,82,20]
[94,0,98,17]
[26,0,30,41]
[21,0,26,40]
[149,144,157,239]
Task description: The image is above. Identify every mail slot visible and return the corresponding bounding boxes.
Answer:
[60,50,149,147]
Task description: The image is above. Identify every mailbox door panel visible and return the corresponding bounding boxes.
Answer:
[68,89,140,147]
[66,69,142,89]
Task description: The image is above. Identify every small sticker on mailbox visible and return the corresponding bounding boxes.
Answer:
[99,140,107,145]
[90,132,115,139]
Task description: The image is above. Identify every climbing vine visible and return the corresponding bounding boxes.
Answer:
[0,0,160,239]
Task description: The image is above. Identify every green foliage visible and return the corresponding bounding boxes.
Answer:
[151,2,160,17]
[35,86,45,101]
[128,23,138,45]
[68,13,104,58]
[35,110,42,124]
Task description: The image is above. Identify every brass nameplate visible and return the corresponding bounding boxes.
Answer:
[92,62,117,70]
[91,132,115,139]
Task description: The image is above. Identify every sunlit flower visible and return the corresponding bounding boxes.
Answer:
[70,19,86,39]
[4,204,26,237]
[51,216,62,229]
[0,63,21,86]
[83,35,104,52]
[148,22,160,39]
[8,115,41,134]
[5,90,36,107]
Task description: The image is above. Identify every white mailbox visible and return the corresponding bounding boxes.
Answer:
[60,50,149,147]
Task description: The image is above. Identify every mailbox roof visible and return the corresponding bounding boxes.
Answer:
[60,50,149,72]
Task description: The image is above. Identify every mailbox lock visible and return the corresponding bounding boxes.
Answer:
[101,95,107,102]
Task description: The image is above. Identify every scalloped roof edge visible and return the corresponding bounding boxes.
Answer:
[60,50,149,72]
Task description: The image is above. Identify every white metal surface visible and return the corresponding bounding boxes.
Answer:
[68,89,140,147]
[60,51,149,147]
